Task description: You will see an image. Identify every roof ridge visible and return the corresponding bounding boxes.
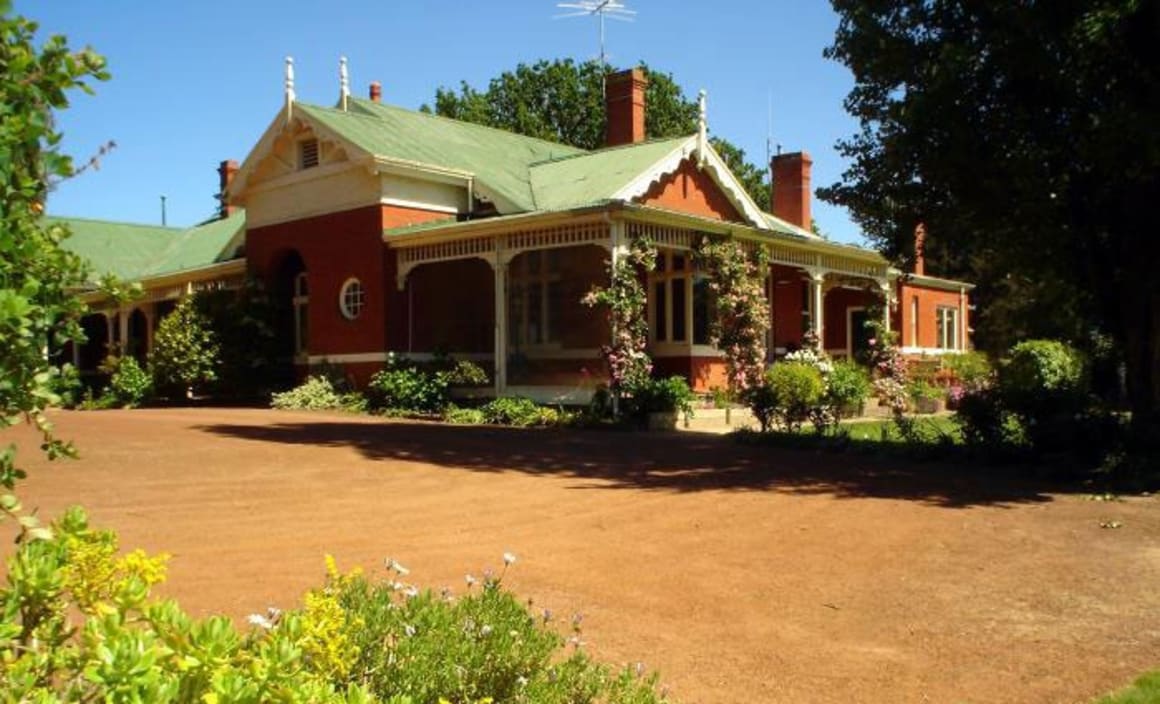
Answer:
[529,134,693,168]
[45,214,183,231]
[345,97,589,154]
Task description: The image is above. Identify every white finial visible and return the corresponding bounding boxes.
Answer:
[339,56,349,111]
[697,89,708,167]
[284,56,295,122]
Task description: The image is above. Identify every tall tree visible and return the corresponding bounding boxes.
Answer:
[425,59,770,209]
[0,4,108,531]
[820,0,1160,436]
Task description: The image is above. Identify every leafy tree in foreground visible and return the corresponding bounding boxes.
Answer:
[0,4,108,532]
[426,58,771,210]
[820,0,1160,438]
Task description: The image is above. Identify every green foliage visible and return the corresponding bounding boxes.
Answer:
[907,379,943,402]
[693,235,771,393]
[195,281,283,397]
[0,6,106,532]
[149,296,220,397]
[444,406,487,425]
[442,359,490,388]
[1094,670,1160,704]
[426,58,769,207]
[271,375,347,411]
[826,360,871,416]
[1000,339,1087,401]
[50,362,84,409]
[104,355,152,408]
[821,1,1160,436]
[583,234,656,409]
[1,510,668,702]
[479,397,557,427]
[367,362,449,415]
[942,351,993,389]
[755,362,826,433]
[629,376,694,417]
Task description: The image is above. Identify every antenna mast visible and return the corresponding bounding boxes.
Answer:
[555,0,636,69]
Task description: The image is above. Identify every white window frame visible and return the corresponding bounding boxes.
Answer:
[338,277,365,321]
[508,250,561,350]
[293,272,309,357]
[936,305,959,350]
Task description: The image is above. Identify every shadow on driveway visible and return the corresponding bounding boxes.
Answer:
[194,419,1063,508]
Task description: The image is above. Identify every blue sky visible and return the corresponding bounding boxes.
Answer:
[23,1,863,243]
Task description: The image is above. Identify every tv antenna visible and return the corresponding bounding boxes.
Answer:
[555,0,636,68]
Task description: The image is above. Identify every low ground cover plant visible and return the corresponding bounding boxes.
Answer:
[0,508,669,703]
[271,375,359,411]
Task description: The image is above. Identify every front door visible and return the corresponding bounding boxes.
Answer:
[850,308,873,362]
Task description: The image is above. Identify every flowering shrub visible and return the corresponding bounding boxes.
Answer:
[942,351,993,390]
[582,234,656,411]
[694,235,770,393]
[0,509,670,703]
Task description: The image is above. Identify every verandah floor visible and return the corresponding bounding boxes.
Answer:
[7,408,1160,704]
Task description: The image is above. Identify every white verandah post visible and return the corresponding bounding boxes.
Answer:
[806,267,826,344]
[608,221,629,416]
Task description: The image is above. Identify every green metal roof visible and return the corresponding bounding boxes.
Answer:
[528,136,691,211]
[49,211,245,283]
[301,98,585,210]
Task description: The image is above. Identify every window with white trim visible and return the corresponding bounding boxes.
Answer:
[299,138,319,170]
[339,278,365,320]
[293,272,309,355]
[509,250,561,349]
[936,305,959,350]
[650,250,715,346]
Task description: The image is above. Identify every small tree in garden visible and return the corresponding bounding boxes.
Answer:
[694,235,771,396]
[866,322,914,437]
[583,233,656,413]
[150,296,220,398]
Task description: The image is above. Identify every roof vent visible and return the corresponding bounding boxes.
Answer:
[299,139,319,170]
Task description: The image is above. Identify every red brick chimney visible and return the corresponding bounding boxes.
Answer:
[605,68,647,147]
[914,223,926,276]
[217,159,238,219]
[771,151,813,231]
[369,81,382,103]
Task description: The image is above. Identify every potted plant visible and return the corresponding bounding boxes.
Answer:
[633,375,694,430]
[908,379,945,414]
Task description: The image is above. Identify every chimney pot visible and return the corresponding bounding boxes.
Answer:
[604,68,647,147]
[217,159,239,219]
[369,81,382,103]
[770,151,813,231]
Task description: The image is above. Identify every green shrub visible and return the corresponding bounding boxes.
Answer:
[195,282,283,398]
[444,406,487,425]
[630,376,694,417]
[954,385,1020,449]
[762,362,826,432]
[149,296,220,397]
[104,356,152,408]
[0,508,667,703]
[442,359,490,387]
[480,396,550,427]
[826,360,871,416]
[942,351,993,388]
[999,339,1089,451]
[366,358,449,414]
[907,379,944,402]
[271,376,346,410]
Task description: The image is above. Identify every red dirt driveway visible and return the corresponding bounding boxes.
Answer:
[7,408,1160,703]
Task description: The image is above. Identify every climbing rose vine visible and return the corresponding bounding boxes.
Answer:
[694,235,770,393]
[582,233,656,406]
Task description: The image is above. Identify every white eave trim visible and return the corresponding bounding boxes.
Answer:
[77,259,247,304]
[610,137,790,235]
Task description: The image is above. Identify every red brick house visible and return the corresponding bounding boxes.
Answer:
[61,62,973,402]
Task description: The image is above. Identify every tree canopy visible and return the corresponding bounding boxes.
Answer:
[820,0,1160,434]
[425,59,771,211]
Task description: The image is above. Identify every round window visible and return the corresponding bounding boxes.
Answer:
[339,278,365,320]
